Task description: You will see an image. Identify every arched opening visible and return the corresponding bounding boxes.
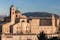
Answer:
[22,20,25,22]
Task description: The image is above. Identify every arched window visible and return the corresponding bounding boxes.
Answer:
[22,20,25,22]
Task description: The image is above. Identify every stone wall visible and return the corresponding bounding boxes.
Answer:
[2,34,38,40]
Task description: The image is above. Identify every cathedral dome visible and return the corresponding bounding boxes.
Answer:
[23,12,59,19]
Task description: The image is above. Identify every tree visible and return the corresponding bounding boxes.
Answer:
[48,37,58,40]
[37,31,47,40]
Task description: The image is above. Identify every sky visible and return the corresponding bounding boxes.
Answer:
[0,0,60,16]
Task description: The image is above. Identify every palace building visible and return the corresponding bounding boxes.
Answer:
[0,5,60,40]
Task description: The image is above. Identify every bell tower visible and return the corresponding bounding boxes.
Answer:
[10,5,16,25]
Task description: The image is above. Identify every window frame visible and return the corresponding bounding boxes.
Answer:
[39,19,52,26]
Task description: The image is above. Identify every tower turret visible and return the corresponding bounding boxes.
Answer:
[10,5,16,25]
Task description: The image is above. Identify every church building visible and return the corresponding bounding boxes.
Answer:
[0,5,60,40]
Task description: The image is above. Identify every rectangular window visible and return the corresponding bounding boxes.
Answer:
[40,19,52,26]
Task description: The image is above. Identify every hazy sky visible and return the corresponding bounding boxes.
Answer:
[0,0,60,16]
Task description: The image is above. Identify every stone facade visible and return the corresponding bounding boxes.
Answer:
[0,5,60,40]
